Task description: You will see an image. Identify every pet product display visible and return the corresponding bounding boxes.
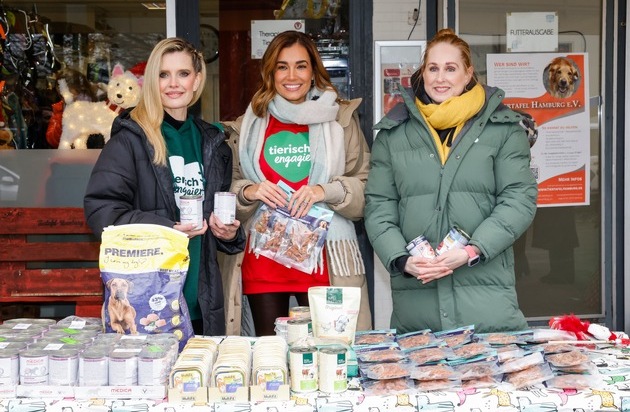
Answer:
[406,234,436,258]
[99,224,193,350]
[308,286,361,345]
[435,226,471,255]
[318,345,348,394]
[214,192,236,224]
[0,347,20,386]
[211,336,251,393]
[179,195,203,230]
[251,336,288,390]
[289,306,311,319]
[287,317,313,345]
[289,344,318,393]
[169,337,218,393]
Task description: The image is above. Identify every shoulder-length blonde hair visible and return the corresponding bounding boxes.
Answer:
[131,37,206,166]
[250,30,337,117]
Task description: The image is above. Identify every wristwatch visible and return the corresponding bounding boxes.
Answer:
[464,245,480,267]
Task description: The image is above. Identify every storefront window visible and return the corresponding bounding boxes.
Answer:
[0,2,168,206]
[459,1,603,319]
[0,1,350,207]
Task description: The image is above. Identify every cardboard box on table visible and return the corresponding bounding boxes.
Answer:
[15,385,166,400]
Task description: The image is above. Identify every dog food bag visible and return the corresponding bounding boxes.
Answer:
[100,224,193,350]
[308,287,361,345]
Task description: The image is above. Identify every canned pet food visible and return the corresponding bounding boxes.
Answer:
[180,194,203,230]
[4,318,56,328]
[78,347,109,386]
[0,347,19,385]
[19,348,48,385]
[0,323,47,338]
[406,234,436,258]
[108,348,139,386]
[138,346,170,386]
[289,345,318,393]
[435,226,470,255]
[318,345,347,394]
[48,348,80,386]
[214,192,236,224]
[289,306,311,319]
[274,317,290,341]
[287,318,312,345]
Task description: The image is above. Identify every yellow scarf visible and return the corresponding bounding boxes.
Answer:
[416,84,485,164]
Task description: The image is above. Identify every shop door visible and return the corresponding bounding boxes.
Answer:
[457,1,604,323]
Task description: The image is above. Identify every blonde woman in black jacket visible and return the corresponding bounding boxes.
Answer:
[84,38,245,336]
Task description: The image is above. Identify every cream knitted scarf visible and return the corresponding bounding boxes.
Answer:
[239,89,364,277]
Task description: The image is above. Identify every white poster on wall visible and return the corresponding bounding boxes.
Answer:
[506,12,558,52]
[251,20,305,59]
[487,52,590,207]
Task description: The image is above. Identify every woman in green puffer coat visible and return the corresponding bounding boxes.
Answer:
[365,29,537,334]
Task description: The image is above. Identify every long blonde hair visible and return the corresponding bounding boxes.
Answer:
[250,30,337,117]
[131,37,207,165]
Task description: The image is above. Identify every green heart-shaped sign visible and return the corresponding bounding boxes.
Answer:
[263,130,310,182]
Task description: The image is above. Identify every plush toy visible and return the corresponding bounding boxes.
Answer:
[57,63,143,149]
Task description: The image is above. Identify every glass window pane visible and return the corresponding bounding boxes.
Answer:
[0,1,167,206]
[459,1,603,318]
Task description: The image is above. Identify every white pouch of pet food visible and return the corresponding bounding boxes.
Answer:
[308,287,361,345]
[99,224,193,350]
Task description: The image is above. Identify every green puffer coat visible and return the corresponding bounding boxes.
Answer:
[365,85,537,334]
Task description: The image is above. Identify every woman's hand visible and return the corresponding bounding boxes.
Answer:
[209,212,241,240]
[173,220,208,238]
[433,248,469,270]
[404,255,453,284]
[243,180,288,209]
[288,184,325,218]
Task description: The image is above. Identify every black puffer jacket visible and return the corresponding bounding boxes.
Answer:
[84,109,246,336]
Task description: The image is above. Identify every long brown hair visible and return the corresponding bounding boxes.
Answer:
[131,37,206,166]
[412,28,478,93]
[250,30,337,117]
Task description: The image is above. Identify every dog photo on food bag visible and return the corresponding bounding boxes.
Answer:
[106,278,138,334]
[544,56,580,99]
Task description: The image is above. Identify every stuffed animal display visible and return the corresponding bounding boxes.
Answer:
[57,64,143,149]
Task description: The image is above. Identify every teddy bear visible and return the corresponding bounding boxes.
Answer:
[57,63,143,149]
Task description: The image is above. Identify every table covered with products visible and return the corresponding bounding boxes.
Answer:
[2,316,630,412]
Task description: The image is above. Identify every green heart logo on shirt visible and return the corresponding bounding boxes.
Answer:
[263,130,310,182]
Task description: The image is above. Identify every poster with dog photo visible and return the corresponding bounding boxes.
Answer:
[487,53,590,207]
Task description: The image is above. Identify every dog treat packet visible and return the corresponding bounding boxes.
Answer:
[275,205,333,273]
[308,286,361,345]
[249,180,334,273]
[99,224,193,350]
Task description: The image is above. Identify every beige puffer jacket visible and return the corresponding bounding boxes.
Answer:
[220,98,372,335]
